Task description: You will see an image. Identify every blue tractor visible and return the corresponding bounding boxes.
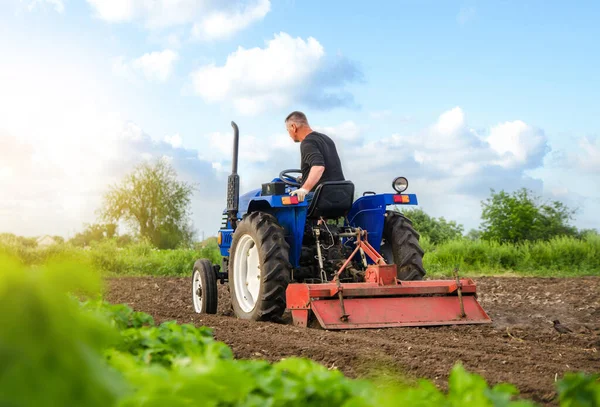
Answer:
[192,122,491,329]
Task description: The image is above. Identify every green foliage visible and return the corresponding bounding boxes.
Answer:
[82,301,233,367]
[423,234,600,277]
[0,236,87,266]
[85,239,220,276]
[69,222,119,247]
[1,254,599,406]
[0,233,37,248]
[480,188,578,243]
[578,228,599,239]
[100,159,196,249]
[557,372,600,407]
[378,364,536,406]
[401,208,464,245]
[0,238,220,276]
[0,255,125,407]
[467,229,482,241]
[3,232,598,277]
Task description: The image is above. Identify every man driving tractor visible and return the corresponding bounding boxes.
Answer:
[285,111,345,202]
[190,119,490,328]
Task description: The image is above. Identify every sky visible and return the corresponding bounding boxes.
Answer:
[0,0,599,239]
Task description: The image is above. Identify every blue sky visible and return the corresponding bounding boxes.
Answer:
[0,0,598,238]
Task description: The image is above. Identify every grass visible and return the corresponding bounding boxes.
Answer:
[0,238,221,277]
[1,234,598,278]
[422,234,600,277]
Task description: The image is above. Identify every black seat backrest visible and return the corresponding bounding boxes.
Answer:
[307,181,355,219]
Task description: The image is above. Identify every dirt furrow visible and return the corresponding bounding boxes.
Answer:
[104,276,600,405]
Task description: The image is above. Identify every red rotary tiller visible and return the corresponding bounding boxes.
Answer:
[286,228,490,329]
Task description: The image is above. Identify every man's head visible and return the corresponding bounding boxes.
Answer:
[285,111,312,142]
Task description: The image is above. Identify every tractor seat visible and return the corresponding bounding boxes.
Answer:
[307,181,355,219]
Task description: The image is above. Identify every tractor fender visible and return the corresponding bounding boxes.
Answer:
[247,199,273,214]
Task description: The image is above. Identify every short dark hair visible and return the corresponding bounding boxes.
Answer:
[285,111,308,125]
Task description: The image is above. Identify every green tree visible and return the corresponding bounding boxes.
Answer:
[0,233,37,248]
[69,223,118,247]
[401,208,464,245]
[51,236,65,244]
[577,228,599,239]
[99,159,196,249]
[480,188,577,243]
[466,229,482,241]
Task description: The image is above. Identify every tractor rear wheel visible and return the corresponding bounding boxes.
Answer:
[381,210,426,280]
[228,211,291,321]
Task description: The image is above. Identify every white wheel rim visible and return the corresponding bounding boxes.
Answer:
[192,269,203,313]
[233,234,261,313]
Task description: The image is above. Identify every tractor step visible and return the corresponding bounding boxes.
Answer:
[286,279,492,330]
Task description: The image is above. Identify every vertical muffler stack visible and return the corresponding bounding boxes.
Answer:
[227,122,240,229]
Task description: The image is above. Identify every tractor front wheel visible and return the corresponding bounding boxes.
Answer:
[381,210,426,280]
[229,212,291,321]
[192,259,218,314]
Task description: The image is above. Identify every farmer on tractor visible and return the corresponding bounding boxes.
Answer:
[191,119,492,329]
[285,111,345,203]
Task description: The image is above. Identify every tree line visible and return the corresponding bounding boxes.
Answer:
[403,188,596,245]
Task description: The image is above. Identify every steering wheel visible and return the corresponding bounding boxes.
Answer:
[279,169,302,187]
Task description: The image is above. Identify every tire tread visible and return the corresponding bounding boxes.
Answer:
[229,211,290,321]
[382,211,426,280]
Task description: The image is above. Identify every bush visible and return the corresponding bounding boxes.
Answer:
[480,188,578,243]
[401,208,464,245]
[2,232,598,278]
[423,235,600,277]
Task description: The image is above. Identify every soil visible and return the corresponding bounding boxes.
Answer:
[104,276,600,405]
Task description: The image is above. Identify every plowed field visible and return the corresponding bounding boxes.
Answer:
[105,276,600,405]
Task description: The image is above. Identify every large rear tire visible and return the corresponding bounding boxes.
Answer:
[381,210,426,280]
[229,212,291,321]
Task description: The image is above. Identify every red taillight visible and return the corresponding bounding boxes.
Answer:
[282,195,299,205]
[393,194,410,204]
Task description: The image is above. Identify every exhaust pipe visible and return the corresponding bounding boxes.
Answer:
[227,121,240,229]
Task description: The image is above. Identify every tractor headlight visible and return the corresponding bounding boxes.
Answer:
[392,177,409,193]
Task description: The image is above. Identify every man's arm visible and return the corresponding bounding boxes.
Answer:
[290,166,323,202]
[301,165,324,191]
[290,139,325,202]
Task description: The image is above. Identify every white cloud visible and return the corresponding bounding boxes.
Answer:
[434,106,465,136]
[113,50,179,82]
[192,0,270,41]
[0,41,222,238]
[24,0,64,13]
[359,108,546,181]
[339,107,549,207]
[551,187,569,197]
[197,130,295,169]
[573,136,600,172]
[0,119,225,238]
[86,0,269,40]
[164,133,183,148]
[315,121,362,144]
[165,33,182,49]
[486,120,547,168]
[86,0,135,22]
[191,32,360,115]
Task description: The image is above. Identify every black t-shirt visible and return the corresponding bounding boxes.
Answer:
[300,131,345,190]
